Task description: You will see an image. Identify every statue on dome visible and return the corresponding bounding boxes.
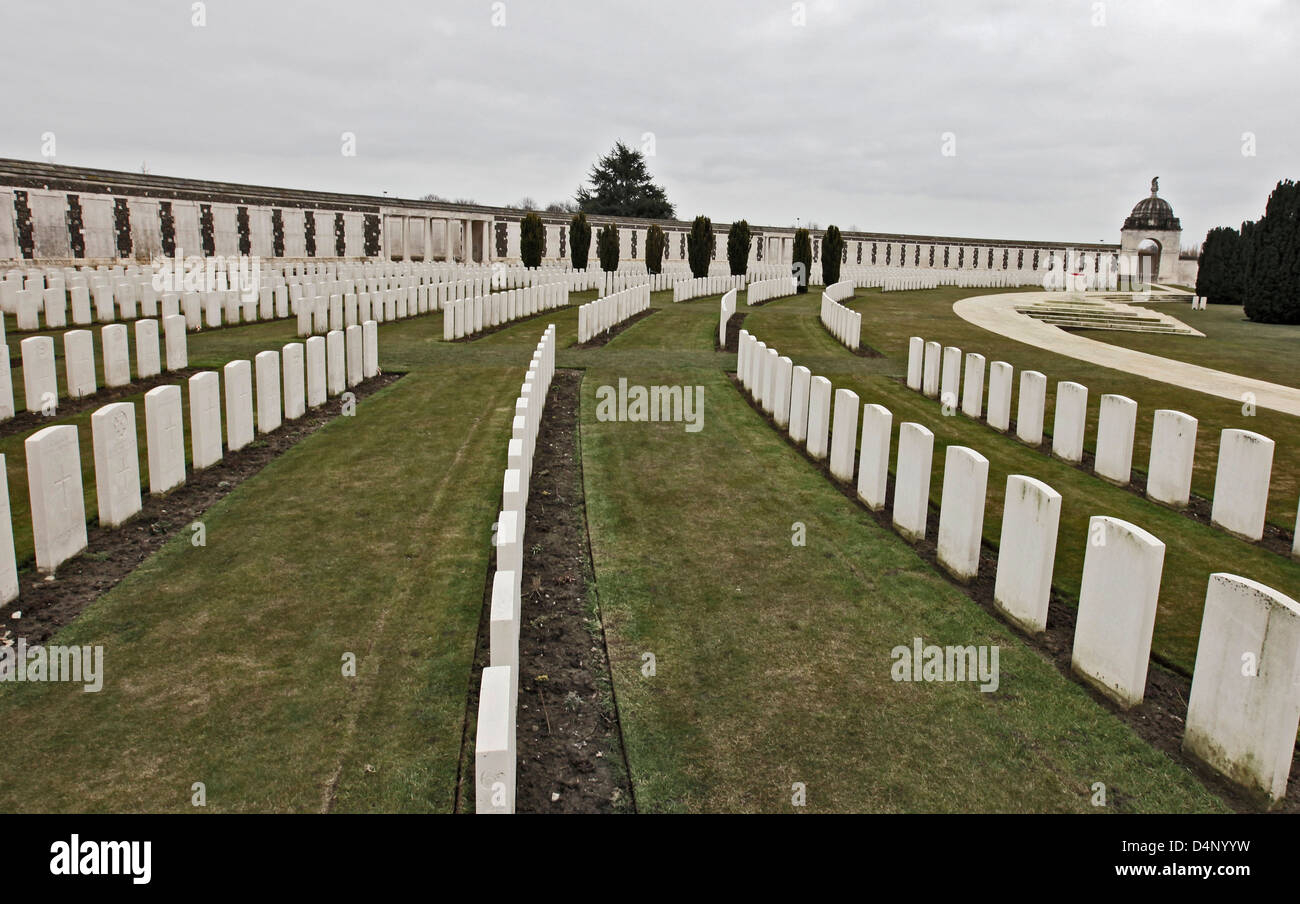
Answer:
[1151,176,1159,195]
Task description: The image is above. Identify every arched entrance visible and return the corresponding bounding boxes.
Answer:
[1137,238,1161,286]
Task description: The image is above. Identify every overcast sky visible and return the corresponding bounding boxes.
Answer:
[3,0,1295,246]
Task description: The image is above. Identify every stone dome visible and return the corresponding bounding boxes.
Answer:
[1123,180,1181,231]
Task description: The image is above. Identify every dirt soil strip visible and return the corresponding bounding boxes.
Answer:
[890,376,1296,559]
[573,308,656,350]
[0,373,402,646]
[454,369,634,814]
[729,373,1297,814]
[0,367,204,440]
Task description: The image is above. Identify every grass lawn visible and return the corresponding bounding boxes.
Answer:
[579,294,1225,812]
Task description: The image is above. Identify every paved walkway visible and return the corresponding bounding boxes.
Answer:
[952,291,1300,417]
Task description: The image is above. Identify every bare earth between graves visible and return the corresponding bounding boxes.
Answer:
[0,372,402,647]
[727,372,1299,814]
[456,368,633,813]
[574,308,657,350]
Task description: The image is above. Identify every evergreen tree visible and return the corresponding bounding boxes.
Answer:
[792,229,812,293]
[1195,226,1241,304]
[519,213,544,268]
[570,212,592,270]
[1244,180,1300,324]
[822,225,844,285]
[597,222,620,272]
[687,216,714,278]
[645,224,666,275]
[1239,218,1258,314]
[726,220,751,276]
[575,141,675,219]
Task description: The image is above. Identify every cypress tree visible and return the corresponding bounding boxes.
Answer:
[687,216,714,278]
[570,212,592,270]
[645,224,666,275]
[1244,180,1300,324]
[822,225,844,285]
[726,220,751,276]
[519,213,544,268]
[792,229,812,294]
[597,222,620,272]
[1196,226,1241,304]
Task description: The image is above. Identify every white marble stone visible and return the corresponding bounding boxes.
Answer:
[772,356,793,429]
[188,372,223,470]
[282,343,306,420]
[1051,381,1088,463]
[1015,370,1046,446]
[490,569,521,671]
[960,353,985,419]
[145,384,186,493]
[163,314,188,370]
[788,365,812,444]
[0,458,17,604]
[1210,429,1273,541]
[1094,394,1137,484]
[345,324,363,387]
[986,361,1013,431]
[64,329,97,399]
[306,336,327,407]
[892,422,934,542]
[21,336,58,415]
[255,350,281,434]
[1071,516,1165,708]
[223,360,255,452]
[829,388,860,482]
[363,320,379,378]
[993,475,1061,634]
[70,285,92,324]
[1146,409,1198,508]
[936,446,989,582]
[1183,574,1300,803]
[856,403,892,511]
[940,346,962,410]
[43,287,66,328]
[101,323,131,388]
[921,341,941,398]
[134,319,161,379]
[92,401,142,527]
[326,330,346,397]
[761,348,779,416]
[806,376,832,460]
[25,424,88,571]
[474,664,516,814]
[906,337,924,391]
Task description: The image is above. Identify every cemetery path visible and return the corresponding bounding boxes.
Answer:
[953,291,1300,416]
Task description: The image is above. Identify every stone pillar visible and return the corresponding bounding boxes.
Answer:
[1183,573,1300,804]
[993,475,1061,634]
[1071,516,1165,708]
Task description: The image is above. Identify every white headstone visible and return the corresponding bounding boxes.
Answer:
[188,372,223,470]
[474,664,516,814]
[21,336,57,415]
[0,458,17,604]
[25,424,88,571]
[906,337,924,391]
[163,314,187,370]
[1146,410,1197,508]
[828,388,860,482]
[788,365,811,444]
[255,350,281,434]
[921,341,941,398]
[892,422,934,542]
[772,356,793,429]
[1210,428,1273,541]
[1015,370,1046,446]
[223,360,255,452]
[64,329,97,399]
[145,385,185,493]
[134,318,161,379]
[960,353,985,419]
[936,446,989,583]
[325,330,346,397]
[91,401,142,527]
[993,475,1061,634]
[805,377,832,460]
[856,404,892,511]
[282,343,306,420]
[1183,573,1300,803]
[1071,516,1165,708]
[1051,382,1088,463]
[363,320,379,378]
[986,361,1013,431]
[939,346,962,411]
[101,323,131,388]
[306,336,327,408]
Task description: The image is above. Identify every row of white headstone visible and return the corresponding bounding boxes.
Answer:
[881,276,940,291]
[441,282,569,341]
[738,327,1300,805]
[7,317,188,421]
[818,281,860,352]
[906,337,1293,550]
[838,266,1043,290]
[476,325,557,815]
[745,276,799,306]
[672,275,744,303]
[1189,295,1208,310]
[577,283,650,344]
[719,288,737,348]
[2,321,381,600]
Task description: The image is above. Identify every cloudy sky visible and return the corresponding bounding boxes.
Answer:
[3,0,1295,246]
